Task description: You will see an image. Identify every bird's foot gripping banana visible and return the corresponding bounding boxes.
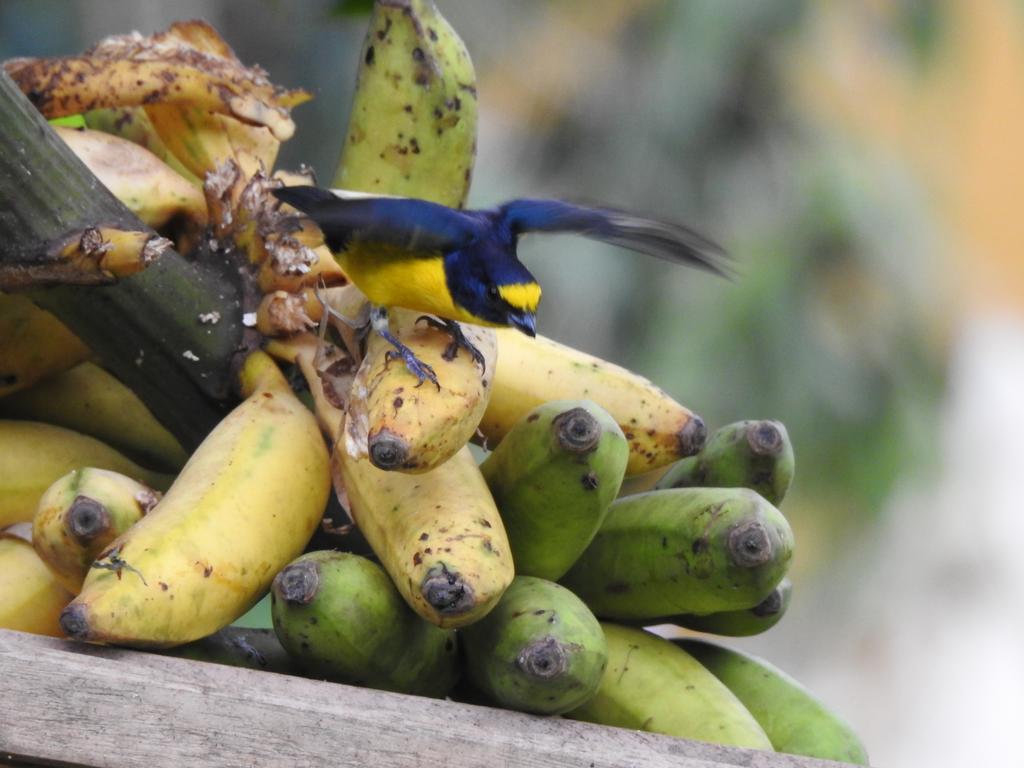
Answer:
[480,399,628,580]
[560,487,794,620]
[345,307,496,473]
[336,445,513,629]
[481,328,708,476]
[460,575,607,715]
[271,551,459,697]
[32,468,159,593]
[59,351,330,648]
[566,623,772,750]
[679,639,869,765]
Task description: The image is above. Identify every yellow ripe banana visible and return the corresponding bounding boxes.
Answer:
[218,113,280,178]
[333,0,478,204]
[5,21,310,141]
[0,293,90,398]
[345,308,496,472]
[145,105,278,182]
[32,468,158,593]
[144,104,237,180]
[0,361,188,472]
[0,420,171,528]
[60,351,330,648]
[83,106,201,185]
[54,126,207,229]
[480,329,707,476]
[336,444,512,628]
[0,523,73,637]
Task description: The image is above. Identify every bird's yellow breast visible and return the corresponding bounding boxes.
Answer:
[336,242,487,324]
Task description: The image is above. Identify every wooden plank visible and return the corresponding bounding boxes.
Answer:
[0,629,855,768]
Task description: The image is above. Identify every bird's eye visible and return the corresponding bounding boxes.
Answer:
[487,285,500,301]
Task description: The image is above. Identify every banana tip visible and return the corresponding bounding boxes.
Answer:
[421,564,475,615]
[677,415,707,458]
[65,496,112,544]
[727,520,773,568]
[750,587,784,617]
[272,560,320,605]
[368,430,410,471]
[746,420,785,457]
[60,603,91,640]
[553,407,601,454]
[516,636,570,680]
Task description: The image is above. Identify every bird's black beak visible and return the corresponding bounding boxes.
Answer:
[507,311,536,337]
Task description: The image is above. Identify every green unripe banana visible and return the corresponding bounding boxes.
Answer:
[566,624,772,750]
[162,627,293,674]
[560,487,794,620]
[333,0,477,206]
[479,400,628,580]
[460,575,607,715]
[656,420,794,506]
[644,578,792,637]
[271,551,459,698]
[679,639,868,765]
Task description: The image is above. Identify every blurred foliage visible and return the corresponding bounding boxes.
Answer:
[331,0,374,16]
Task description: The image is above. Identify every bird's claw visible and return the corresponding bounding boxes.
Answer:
[384,347,440,390]
[416,316,487,373]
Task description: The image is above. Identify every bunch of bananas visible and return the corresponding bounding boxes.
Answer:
[0,5,867,766]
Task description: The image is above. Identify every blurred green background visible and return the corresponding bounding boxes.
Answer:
[5,2,1024,765]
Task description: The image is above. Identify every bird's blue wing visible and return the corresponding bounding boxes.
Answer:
[273,186,482,254]
[498,199,731,276]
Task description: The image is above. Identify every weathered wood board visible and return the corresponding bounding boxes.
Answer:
[0,629,856,768]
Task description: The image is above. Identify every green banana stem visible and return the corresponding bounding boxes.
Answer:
[0,70,254,450]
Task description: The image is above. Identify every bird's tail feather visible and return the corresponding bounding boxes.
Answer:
[272,185,339,215]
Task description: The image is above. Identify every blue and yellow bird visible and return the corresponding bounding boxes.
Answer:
[273,186,728,385]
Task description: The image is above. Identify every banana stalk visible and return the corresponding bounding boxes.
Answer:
[53,226,171,283]
[0,28,273,448]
